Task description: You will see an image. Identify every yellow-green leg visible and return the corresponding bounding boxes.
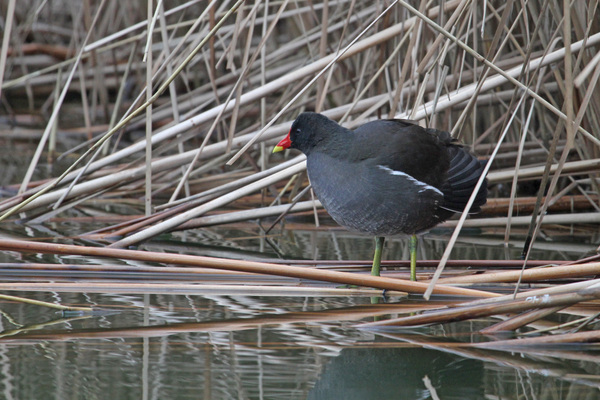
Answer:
[371,236,385,276]
[409,234,417,281]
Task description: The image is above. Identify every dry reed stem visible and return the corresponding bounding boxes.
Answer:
[361,284,600,328]
[0,294,92,312]
[0,282,396,297]
[0,0,245,222]
[0,238,497,297]
[109,160,307,247]
[0,303,450,342]
[432,261,600,284]
[479,306,567,333]
[472,329,600,348]
[0,0,16,99]
[19,0,108,196]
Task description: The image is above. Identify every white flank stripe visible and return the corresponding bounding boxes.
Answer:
[378,165,443,195]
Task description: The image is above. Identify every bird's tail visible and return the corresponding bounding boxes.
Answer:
[440,147,487,213]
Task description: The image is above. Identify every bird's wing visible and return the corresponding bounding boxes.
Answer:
[351,119,452,187]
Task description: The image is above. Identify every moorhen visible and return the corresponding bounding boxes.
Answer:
[273,112,487,280]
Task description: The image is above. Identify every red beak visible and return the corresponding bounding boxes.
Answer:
[272,130,292,153]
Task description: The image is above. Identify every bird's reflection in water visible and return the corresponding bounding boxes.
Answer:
[308,346,483,400]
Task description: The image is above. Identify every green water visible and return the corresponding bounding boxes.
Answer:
[0,291,599,399]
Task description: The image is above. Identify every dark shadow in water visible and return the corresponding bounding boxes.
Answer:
[308,346,483,400]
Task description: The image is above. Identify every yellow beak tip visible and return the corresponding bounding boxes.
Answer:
[272,145,284,153]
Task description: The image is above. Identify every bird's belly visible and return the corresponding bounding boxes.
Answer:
[316,189,441,236]
[307,156,446,236]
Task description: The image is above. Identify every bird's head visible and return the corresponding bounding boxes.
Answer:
[272,112,339,155]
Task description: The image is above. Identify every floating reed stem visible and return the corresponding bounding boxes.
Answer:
[472,329,600,348]
[360,284,600,328]
[479,306,567,333]
[0,239,497,298]
[432,262,600,284]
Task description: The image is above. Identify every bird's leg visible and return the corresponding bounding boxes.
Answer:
[409,234,417,281]
[371,236,385,276]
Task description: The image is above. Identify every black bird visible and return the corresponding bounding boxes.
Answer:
[273,112,487,280]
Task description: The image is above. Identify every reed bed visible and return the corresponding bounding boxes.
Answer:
[1,1,600,343]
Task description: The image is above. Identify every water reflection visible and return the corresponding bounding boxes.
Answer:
[308,346,484,400]
[0,293,599,399]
